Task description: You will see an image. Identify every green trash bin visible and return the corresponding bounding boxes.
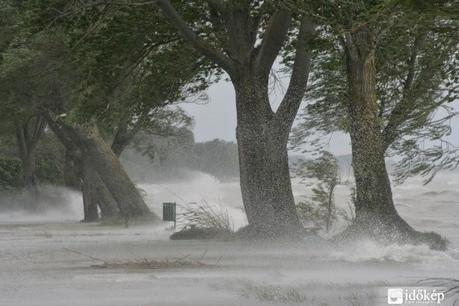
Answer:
[163,202,176,228]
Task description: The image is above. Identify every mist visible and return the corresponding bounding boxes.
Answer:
[1,1,459,306]
[2,160,459,305]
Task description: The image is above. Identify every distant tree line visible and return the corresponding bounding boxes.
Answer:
[123,134,239,182]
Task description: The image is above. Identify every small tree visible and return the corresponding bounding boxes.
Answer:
[296,151,339,232]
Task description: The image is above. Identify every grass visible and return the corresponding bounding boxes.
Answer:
[63,248,214,270]
[178,200,234,232]
[170,200,235,240]
[240,284,308,304]
[91,256,213,270]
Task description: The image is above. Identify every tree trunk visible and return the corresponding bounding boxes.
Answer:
[82,158,99,222]
[44,114,155,220]
[74,124,154,219]
[234,78,302,237]
[111,119,135,157]
[82,160,119,219]
[155,4,314,237]
[341,28,440,245]
[15,116,45,188]
[20,152,37,187]
[63,134,119,220]
[326,185,334,232]
[63,149,81,190]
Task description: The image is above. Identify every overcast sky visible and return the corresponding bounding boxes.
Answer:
[182,79,459,157]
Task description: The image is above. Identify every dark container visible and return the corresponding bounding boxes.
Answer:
[163,202,176,222]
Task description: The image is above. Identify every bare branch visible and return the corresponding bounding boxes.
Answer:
[382,33,424,150]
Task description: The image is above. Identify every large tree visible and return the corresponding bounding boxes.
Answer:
[0,64,46,188]
[292,1,457,248]
[153,0,316,236]
[0,1,46,188]
[16,1,211,221]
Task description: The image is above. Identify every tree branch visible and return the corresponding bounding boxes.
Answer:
[30,115,46,150]
[255,9,292,79]
[111,117,139,157]
[382,34,424,150]
[41,111,80,152]
[155,0,235,75]
[15,123,28,159]
[275,16,314,135]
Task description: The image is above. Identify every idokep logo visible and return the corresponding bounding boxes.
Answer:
[387,287,445,305]
[388,288,404,304]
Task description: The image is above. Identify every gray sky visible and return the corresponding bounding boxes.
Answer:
[182,80,459,157]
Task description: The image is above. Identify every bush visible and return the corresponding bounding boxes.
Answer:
[35,133,65,185]
[0,156,21,189]
[170,200,234,240]
[179,200,233,232]
[295,151,339,232]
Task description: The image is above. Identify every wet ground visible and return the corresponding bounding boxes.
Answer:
[1,171,458,305]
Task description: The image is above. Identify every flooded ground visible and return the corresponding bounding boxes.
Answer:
[0,171,458,306]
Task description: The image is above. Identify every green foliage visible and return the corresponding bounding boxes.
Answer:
[0,1,215,189]
[0,156,21,189]
[0,132,65,188]
[21,0,215,127]
[296,187,335,232]
[35,133,65,185]
[295,151,339,232]
[291,4,458,182]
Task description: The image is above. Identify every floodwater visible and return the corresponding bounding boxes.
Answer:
[0,171,458,305]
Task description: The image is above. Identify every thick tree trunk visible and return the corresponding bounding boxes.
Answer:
[348,114,413,231]
[344,29,411,229]
[155,4,313,238]
[44,114,155,220]
[74,124,154,219]
[234,79,302,237]
[63,137,119,220]
[341,28,446,249]
[82,161,119,219]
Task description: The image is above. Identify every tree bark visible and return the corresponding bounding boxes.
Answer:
[63,149,81,190]
[71,124,154,219]
[44,114,155,220]
[111,119,136,157]
[81,157,119,219]
[20,151,37,187]
[15,115,46,187]
[156,2,314,236]
[82,158,99,222]
[343,27,417,236]
[234,78,301,236]
[64,142,119,219]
